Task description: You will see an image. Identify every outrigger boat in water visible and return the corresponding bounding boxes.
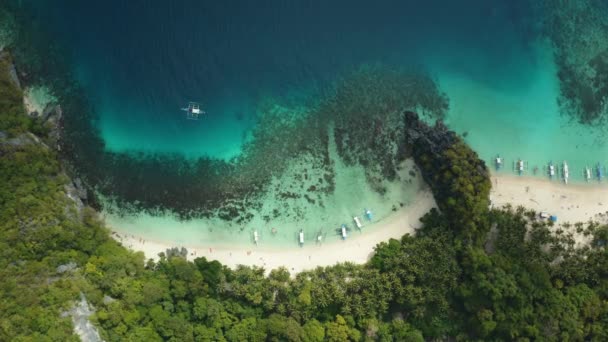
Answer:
[585,166,592,182]
[253,230,259,245]
[341,224,348,240]
[548,161,555,179]
[514,159,526,175]
[597,163,604,181]
[562,161,569,184]
[495,155,503,170]
[181,102,205,120]
[298,229,304,246]
[353,216,362,230]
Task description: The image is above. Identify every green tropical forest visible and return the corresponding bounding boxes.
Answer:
[1,1,608,339]
[1,50,607,341]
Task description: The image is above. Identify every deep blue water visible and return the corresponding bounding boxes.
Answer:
[31,0,533,159]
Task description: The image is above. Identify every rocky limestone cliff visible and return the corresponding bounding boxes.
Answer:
[2,52,102,340]
[403,110,491,243]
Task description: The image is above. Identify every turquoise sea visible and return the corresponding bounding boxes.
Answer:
[24,1,608,247]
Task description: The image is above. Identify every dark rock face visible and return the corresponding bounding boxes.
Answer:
[0,131,47,148]
[0,51,21,89]
[404,111,457,157]
[42,104,63,146]
[329,66,449,188]
[404,111,491,244]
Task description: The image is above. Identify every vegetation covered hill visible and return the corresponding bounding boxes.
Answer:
[1,47,607,341]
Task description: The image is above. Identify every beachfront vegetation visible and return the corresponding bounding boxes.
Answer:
[1,26,608,342]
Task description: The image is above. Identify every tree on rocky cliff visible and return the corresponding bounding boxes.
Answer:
[404,111,491,245]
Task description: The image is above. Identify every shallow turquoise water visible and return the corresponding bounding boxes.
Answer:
[32,0,543,160]
[23,1,608,247]
[439,42,608,182]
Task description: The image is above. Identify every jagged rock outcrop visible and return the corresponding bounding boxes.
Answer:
[41,103,63,146]
[404,110,458,156]
[0,50,20,89]
[56,261,78,274]
[404,111,491,244]
[61,294,104,342]
[0,130,49,149]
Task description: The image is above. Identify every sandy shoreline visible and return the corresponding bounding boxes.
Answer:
[490,174,608,225]
[108,189,436,274]
[108,174,608,274]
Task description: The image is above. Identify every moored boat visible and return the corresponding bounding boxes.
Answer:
[495,155,502,170]
[516,159,525,175]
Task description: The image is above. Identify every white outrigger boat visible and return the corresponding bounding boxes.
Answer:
[548,161,555,179]
[585,166,592,182]
[253,230,259,245]
[341,224,348,240]
[562,161,569,184]
[298,229,304,246]
[495,155,503,170]
[353,216,362,230]
[181,101,205,120]
[514,159,526,175]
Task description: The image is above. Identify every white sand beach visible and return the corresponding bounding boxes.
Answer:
[108,173,608,274]
[109,189,436,274]
[491,174,608,225]
[490,174,608,245]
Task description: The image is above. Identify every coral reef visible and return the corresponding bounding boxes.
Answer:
[326,65,448,192]
[5,7,450,224]
[538,0,608,124]
[64,66,447,223]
